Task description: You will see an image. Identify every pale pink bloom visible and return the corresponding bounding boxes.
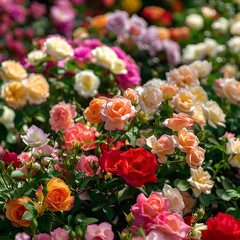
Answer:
[15,232,30,240]
[85,222,114,240]
[146,230,171,240]
[162,184,185,214]
[123,88,139,105]
[21,125,50,148]
[101,96,136,131]
[33,233,51,240]
[131,192,169,227]
[187,167,214,197]
[212,78,226,99]
[162,113,194,131]
[75,155,100,176]
[146,135,175,163]
[17,151,34,164]
[222,78,240,105]
[50,227,70,240]
[186,146,205,168]
[160,83,179,100]
[49,101,77,132]
[147,211,191,240]
[33,144,58,158]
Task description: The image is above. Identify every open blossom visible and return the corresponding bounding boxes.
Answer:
[189,60,212,79]
[189,85,208,104]
[160,82,179,100]
[21,125,50,148]
[166,65,198,88]
[186,146,205,168]
[75,155,100,176]
[190,103,206,128]
[123,88,139,105]
[1,81,27,109]
[27,50,47,66]
[15,232,30,240]
[0,105,15,129]
[138,80,163,114]
[24,74,50,104]
[162,184,185,214]
[44,36,74,60]
[188,167,214,197]
[49,101,77,132]
[50,227,70,240]
[74,70,100,98]
[101,96,136,131]
[202,100,226,128]
[162,113,194,131]
[185,13,204,30]
[85,222,114,240]
[1,60,27,81]
[222,78,240,105]
[146,134,175,163]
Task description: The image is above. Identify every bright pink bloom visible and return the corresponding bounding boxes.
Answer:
[1,150,21,167]
[75,155,100,176]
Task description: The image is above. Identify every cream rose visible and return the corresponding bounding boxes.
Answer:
[222,78,240,105]
[25,74,50,104]
[202,100,226,128]
[44,36,74,60]
[74,70,100,98]
[1,60,27,81]
[189,60,212,79]
[230,20,240,35]
[185,13,204,30]
[0,105,15,129]
[189,85,208,103]
[27,50,47,66]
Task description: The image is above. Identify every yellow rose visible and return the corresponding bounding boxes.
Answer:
[189,85,208,103]
[1,60,27,81]
[1,81,27,109]
[25,74,50,104]
[121,0,142,14]
[110,58,127,74]
[44,177,74,211]
[44,36,74,60]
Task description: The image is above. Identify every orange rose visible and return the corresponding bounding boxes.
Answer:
[6,196,36,227]
[91,14,109,30]
[44,177,74,211]
[175,128,199,152]
[84,97,108,124]
[186,146,205,168]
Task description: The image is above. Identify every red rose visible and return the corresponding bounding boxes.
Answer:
[1,150,21,167]
[99,150,123,174]
[117,148,158,187]
[100,137,125,153]
[201,212,240,240]
[64,123,96,151]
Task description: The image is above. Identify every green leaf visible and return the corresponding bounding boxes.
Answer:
[226,207,240,219]
[38,215,52,232]
[22,211,33,221]
[10,170,25,178]
[126,132,136,147]
[225,189,240,199]
[174,179,191,191]
[118,186,133,204]
[199,193,215,207]
[103,206,114,221]
[81,218,98,225]
[216,189,231,201]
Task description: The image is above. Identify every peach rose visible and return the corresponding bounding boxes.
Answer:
[1,60,27,81]
[91,14,109,30]
[6,196,37,227]
[166,65,198,88]
[171,90,196,114]
[44,177,74,211]
[162,113,194,131]
[84,97,108,124]
[174,128,199,152]
[1,81,27,109]
[160,83,179,100]
[212,78,226,99]
[25,74,50,104]
[101,96,136,130]
[181,191,197,215]
[49,101,77,132]
[223,78,240,105]
[189,85,208,103]
[190,103,206,128]
[146,134,175,163]
[186,146,205,168]
[123,88,139,105]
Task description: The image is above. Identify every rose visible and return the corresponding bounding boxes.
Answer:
[84,97,108,124]
[101,96,136,131]
[85,222,114,240]
[1,60,27,81]
[33,233,51,240]
[27,50,47,66]
[44,177,74,211]
[160,82,178,100]
[189,85,208,104]
[75,155,100,177]
[131,192,169,227]
[186,146,205,168]
[44,36,74,60]
[123,88,139,105]
[117,148,158,187]
[6,196,37,227]
[15,232,30,240]
[50,228,70,240]
[185,13,204,30]
[1,150,21,167]
[74,70,100,98]
[24,74,50,104]
[162,113,194,132]
[189,60,212,79]
[222,78,240,105]
[1,81,27,109]
[201,212,240,240]
[174,128,199,152]
[64,123,97,151]
[49,101,77,132]
[0,105,15,129]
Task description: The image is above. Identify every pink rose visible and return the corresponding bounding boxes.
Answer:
[49,101,77,132]
[131,192,169,227]
[147,211,191,239]
[84,222,114,240]
[162,113,194,131]
[1,150,21,167]
[50,227,70,240]
[75,155,100,176]
[34,233,51,240]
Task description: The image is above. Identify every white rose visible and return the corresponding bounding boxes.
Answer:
[201,6,217,18]
[190,60,212,79]
[202,100,226,128]
[74,70,100,98]
[182,43,206,63]
[27,50,47,66]
[109,58,127,74]
[185,13,204,30]
[228,36,240,53]
[226,137,240,154]
[188,167,214,197]
[0,106,15,129]
[211,17,229,34]
[44,36,74,60]
[231,20,240,35]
